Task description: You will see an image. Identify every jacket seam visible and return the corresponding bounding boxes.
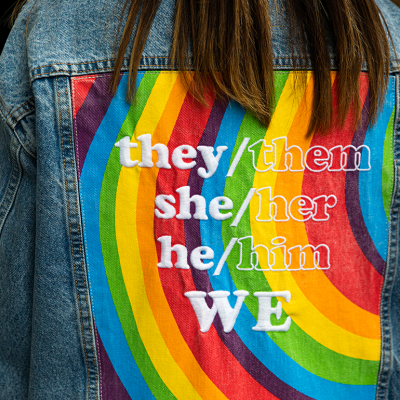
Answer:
[379,164,397,400]
[56,78,92,400]
[377,73,400,400]
[0,140,22,235]
[11,113,36,152]
[29,56,400,73]
[5,97,35,125]
[0,106,36,159]
[63,76,99,399]
[30,59,397,81]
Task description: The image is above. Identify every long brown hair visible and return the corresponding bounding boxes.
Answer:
[12,0,393,135]
[112,0,392,135]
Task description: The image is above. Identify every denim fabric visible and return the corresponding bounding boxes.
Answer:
[379,74,400,400]
[0,0,400,399]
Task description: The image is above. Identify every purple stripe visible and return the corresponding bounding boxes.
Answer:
[94,325,131,400]
[184,97,228,297]
[213,318,313,400]
[73,74,115,180]
[184,97,311,400]
[345,94,385,275]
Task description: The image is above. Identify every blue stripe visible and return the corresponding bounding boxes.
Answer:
[359,78,395,260]
[80,72,155,399]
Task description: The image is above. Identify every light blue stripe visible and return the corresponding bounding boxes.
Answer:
[359,78,396,261]
[80,72,155,399]
[200,101,375,400]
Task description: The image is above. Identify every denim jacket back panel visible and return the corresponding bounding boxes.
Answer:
[1,1,400,400]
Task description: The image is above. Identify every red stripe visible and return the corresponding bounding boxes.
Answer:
[71,75,97,119]
[154,87,278,400]
[302,74,382,315]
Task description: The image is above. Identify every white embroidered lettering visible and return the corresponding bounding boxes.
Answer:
[328,145,347,171]
[137,134,171,169]
[185,290,249,333]
[213,238,238,276]
[185,290,292,333]
[304,146,330,172]
[197,145,228,178]
[114,136,138,167]
[227,138,250,177]
[287,244,331,270]
[176,186,208,220]
[312,195,337,221]
[209,196,233,220]
[154,190,236,221]
[288,195,314,221]
[236,236,288,271]
[190,246,214,270]
[248,139,274,172]
[269,237,288,270]
[114,136,371,173]
[157,236,189,269]
[252,291,292,332]
[257,187,337,222]
[172,145,197,170]
[230,188,257,227]
[328,145,371,171]
[236,236,267,271]
[154,195,176,219]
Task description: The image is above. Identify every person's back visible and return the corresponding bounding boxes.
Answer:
[1,0,400,399]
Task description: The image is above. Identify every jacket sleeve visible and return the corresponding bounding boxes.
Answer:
[0,5,37,393]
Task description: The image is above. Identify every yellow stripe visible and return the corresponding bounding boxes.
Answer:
[136,75,228,400]
[250,72,380,360]
[115,72,203,399]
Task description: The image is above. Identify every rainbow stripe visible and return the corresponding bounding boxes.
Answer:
[73,71,395,400]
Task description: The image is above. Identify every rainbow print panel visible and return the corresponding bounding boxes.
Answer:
[72,71,396,400]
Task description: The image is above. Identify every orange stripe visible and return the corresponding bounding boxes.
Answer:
[136,75,228,400]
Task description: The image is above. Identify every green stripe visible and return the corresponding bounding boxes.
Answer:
[382,107,395,220]
[221,71,378,385]
[99,71,176,400]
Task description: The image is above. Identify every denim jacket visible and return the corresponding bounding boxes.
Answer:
[1,0,400,399]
